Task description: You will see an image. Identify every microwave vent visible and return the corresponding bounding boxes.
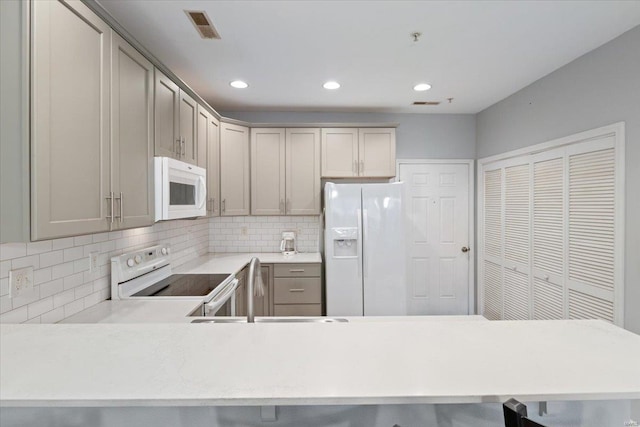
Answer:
[185,10,221,40]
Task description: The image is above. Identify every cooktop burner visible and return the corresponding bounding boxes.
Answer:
[132,274,231,297]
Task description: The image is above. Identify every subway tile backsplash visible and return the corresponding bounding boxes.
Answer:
[0,215,321,324]
[0,218,210,324]
[209,216,320,253]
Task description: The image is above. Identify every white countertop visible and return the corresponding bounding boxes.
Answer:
[174,252,322,275]
[2,319,639,407]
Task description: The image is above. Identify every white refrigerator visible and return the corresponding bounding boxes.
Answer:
[324,182,406,316]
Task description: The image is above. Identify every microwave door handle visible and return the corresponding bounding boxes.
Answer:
[197,176,207,210]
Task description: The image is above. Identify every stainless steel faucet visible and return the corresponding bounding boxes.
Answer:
[246,257,264,323]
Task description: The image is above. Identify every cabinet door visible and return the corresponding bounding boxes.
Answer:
[251,128,285,215]
[220,123,250,215]
[31,0,111,240]
[179,91,198,164]
[196,105,210,170]
[321,128,358,177]
[358,128,396,177]
[207,114,220,217]
[111,33,155,230]
[154,69,179,158]
[286,128,320,215]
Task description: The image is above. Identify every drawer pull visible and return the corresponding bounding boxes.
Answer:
[289,289,305,292]
[289,269,305,273]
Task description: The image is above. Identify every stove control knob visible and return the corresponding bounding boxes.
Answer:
[166,247,171,255]
[126,258,135,268]
[134,255,142,264]
[161,247,167,255]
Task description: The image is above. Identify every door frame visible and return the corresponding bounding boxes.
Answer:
[396,159,476,314]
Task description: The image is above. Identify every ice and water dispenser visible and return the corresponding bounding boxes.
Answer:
[331,227,358,257]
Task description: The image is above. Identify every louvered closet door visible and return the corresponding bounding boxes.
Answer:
[566,137,616,323]
[483,168,503,320]
[503,161,531,320]
[532,150,565,320]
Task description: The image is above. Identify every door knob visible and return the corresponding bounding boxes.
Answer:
[461,246,470,253]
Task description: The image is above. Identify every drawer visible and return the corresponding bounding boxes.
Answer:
[274,304,322,317]
[274,263,321,278]
[274,277,321,304]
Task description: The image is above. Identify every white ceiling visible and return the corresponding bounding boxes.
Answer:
[97,1,640,114]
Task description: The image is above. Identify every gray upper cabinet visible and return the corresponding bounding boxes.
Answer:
[154,68,198,165]
[111,32,155,230]
[179,91,198,165]
[205,111,221,217]
[220,122,250,216]
[31,0,112,240]
[154,69,180,159]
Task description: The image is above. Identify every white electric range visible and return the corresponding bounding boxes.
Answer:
[110,245,239,316]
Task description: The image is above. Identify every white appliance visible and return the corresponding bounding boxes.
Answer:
[154,157,207,221]
[111,244,239,316]
[324,182,406,316]
[280,231,297,256]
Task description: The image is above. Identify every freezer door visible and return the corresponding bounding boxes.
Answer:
[324,183,364,316]
[361,183,407,315]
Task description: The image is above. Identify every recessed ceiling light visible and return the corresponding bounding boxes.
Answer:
[413,83,432,91]
[323,81,340,90]
[230,80,248,89]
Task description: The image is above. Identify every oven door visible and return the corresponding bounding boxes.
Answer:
[203,278,239,316]
[155,157,207,220]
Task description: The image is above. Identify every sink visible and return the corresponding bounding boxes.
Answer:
[191,317,348,324]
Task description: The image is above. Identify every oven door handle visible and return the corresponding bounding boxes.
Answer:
[204,278,239,316]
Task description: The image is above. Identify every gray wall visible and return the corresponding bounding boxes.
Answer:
[220,111,477,159]
[477,25,640,334]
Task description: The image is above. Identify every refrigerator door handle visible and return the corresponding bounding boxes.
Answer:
[357,208,363,278]
[362,209,368,278]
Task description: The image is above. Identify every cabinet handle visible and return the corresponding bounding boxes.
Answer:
[360,160,364,174]
[181,137,186,156]
[289,269,305,273]
[289,289,305,292]
[175,138,181,157]
[222,199,226,213]
[106,192,114,224]
[119,192,123,222]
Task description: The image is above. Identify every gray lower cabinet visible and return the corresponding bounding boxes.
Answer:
[272,263,322,316]
[31,1,154,240]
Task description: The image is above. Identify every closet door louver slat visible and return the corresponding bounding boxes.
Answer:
[503,268,529,320]
[504,164,530,267]
[567,147,616,322]
[533,277,563,320]
[484,169,502,260]
[483,260,502,320]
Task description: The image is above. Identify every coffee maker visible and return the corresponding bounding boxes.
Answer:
[280,231,297,256]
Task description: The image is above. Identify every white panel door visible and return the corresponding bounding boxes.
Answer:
[362,183,406,315]
[399,163,471,315]
[251,128,285,215]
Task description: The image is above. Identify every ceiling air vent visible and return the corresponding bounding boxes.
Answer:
[413,101,441,106]
[185,10,220,40]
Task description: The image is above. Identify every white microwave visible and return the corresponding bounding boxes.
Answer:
[154,157,207,221]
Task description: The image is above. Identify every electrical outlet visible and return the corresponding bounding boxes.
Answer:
[9,266,34,298]
[241,226,248,235]
[89,252,99,272]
